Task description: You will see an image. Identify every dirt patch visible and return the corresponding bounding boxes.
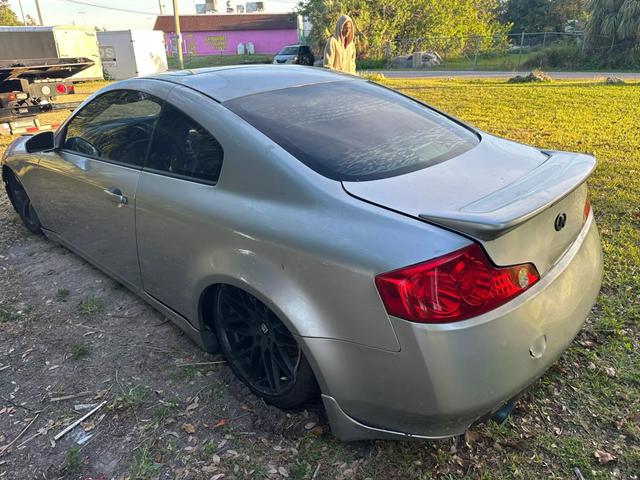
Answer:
[0,189,327,479]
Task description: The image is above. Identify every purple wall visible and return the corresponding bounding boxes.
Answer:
[164,29,298,56]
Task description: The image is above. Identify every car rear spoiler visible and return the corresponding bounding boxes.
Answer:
[418,151,596,240]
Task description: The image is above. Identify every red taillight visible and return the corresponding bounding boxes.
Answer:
[375,244,540,323]
[66,84,74,94]
[7,93,16,101]
[583,196,591,224]
[56,83,66,94]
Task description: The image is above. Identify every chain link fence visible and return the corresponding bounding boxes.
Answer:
[373,31,636,71]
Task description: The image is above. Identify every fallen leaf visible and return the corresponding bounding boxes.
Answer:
[182,423,196,434]
[604,366,616,378]
[210,474,225,480]
[211,454,221,465]
[278,466,289,477]
[81,420,95,432]
[213,419,228,428]
[304,422,316,430]
[464,430,480,447]
[594,449,616,465]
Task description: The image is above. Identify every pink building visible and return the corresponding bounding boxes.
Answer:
[153,14,299,56]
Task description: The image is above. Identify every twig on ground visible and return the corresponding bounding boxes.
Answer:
[174,361,227,367]
[0,413,40,456]
[311,463,321,480]
[54,401,106,441]
[0,395,33,411]
[574,467,586,480]
[16,422,56,449]
[49,391,92,402]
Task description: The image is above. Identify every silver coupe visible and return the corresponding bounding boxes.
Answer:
[1,66,603,441]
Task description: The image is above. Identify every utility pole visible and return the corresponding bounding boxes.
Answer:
[172,0,184,70]
[17,0,26,24]
[158,0,163,15]
[34,0,44,25]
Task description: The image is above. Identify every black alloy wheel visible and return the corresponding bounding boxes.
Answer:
[214,285,318,408]
[5,172,42,234]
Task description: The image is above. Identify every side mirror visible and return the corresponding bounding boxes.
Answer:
[25,131,55,153]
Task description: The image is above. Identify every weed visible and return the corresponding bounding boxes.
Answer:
[62,447,82,473]
[128,445,160,480]
[56,288,70,302]
[0,305,19,323]
[70,343,90,360]
[77,294,105,315]
[112,385,149,410]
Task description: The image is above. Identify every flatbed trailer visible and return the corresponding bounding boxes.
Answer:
[0,57,93,135]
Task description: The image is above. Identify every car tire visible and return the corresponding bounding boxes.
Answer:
[4,170,42,235]
[214,285,319,409]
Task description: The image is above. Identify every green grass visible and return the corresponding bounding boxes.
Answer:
[111,385,149,410]
[76,294,105,316]
[70,343,90,360]
[62,447,82,474]
[55,288,70,302]
[128,445,160,480]
[168,54,272,70]
[0,305,19,323]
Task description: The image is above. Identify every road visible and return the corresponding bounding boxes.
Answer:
[379,70,640,79]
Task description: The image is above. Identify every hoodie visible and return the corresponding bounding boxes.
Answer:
[323,14,356,74]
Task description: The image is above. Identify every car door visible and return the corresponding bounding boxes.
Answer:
[136,86,225,320]
[32,85,167,289]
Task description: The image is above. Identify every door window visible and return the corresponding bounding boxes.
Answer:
[63,89,162,167]
[146,102,224,184]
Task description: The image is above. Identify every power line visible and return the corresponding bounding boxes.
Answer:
[52,0,160,15]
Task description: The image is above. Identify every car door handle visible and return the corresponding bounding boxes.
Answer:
[104,187,128,205]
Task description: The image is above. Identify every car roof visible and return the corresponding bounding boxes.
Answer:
[146,65,358,102]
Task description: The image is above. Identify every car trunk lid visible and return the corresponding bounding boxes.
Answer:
[342,134,595,274]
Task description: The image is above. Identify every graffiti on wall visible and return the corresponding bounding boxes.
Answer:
[205,35,227,51]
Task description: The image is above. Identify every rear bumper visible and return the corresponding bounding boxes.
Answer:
[304,215,602,441]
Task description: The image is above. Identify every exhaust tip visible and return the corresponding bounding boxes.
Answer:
[491,400,516,424]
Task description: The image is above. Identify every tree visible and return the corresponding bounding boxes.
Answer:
[500,0,588,33]
[586,0,640,48]
[297,0,510,58]
[0,0,21,25]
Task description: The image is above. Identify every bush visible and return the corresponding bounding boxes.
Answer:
[356,58,387,70]
[523,42,582,69]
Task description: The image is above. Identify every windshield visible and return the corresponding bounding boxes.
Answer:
[278,46,299,55]
[224,81,479,181]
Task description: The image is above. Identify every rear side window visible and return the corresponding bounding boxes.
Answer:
[63,89,161,167]
[146,102,223,184]
[224,81,479,181]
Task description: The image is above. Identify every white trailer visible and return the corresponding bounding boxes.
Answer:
[97,30,168,80]
[0,26,103,81]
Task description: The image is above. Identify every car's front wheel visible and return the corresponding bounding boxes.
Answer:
[214,285,319,409]
[4,171,42,234]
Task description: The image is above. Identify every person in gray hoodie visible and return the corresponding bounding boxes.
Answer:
[323,14,356,74]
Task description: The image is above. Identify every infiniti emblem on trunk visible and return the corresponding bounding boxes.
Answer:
[554,213,567,231]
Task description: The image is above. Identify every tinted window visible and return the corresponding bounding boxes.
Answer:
[279,46,299,55]
[225,81,479,181]
[300,46,310,54]
[64,90,161,167]
[146,103,223,184]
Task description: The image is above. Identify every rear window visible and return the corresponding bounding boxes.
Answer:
[224,81,479,181]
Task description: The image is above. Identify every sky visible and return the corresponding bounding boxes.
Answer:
[7,0,299,30]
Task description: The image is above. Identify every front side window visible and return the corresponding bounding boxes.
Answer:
[63,90,161,167]
[225,81,479,181]
[146,102,224,184]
